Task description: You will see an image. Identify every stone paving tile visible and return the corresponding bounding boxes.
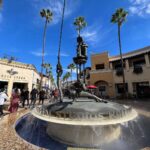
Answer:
[0,109,46,150]
[0,100,150,150]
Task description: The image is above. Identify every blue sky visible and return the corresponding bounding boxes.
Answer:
[0,0,150,79]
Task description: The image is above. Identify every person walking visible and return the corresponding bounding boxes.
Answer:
[53,89,59,102]
[0,89,8,117]
[30,88,38,108]
[39,89,45,105]
[8,88,20,113]
[22,88,29,107]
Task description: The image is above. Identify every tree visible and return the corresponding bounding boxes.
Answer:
[73,16,87,36]
[43,63,52,75]
[43,63,52,89]
[63,72,71,88]
[111,8,128,98]
[39,9,53,90]
[67,63,76,82]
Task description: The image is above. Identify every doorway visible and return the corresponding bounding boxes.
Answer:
[13,82,28,91]
[0,81,8,91]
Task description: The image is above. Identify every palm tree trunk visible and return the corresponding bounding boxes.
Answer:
[118,24,126,99]
[78,28,80,37]
[57,0,66,102]
[40,19,48,91]
[76,64,79,81]
[83,64,85,84]
[71,69,72,83]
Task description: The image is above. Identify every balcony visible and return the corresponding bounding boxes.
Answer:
[116,68,123,76]
[133,65,143,74]
[90,68,112,74]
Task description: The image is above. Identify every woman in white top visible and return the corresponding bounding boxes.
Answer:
[0,89,8,116]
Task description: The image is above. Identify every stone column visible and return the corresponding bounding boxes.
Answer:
[128,82,133,95]
[7,77,13,98]
[28,82,32,93]
[145,54,150,67]
[110,62,113,69]
[125,59,129,71]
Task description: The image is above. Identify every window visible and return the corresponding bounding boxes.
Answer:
[99,86,106,92]
[116,83,128,94]
[95,64,105,70]
[133,59,145,66]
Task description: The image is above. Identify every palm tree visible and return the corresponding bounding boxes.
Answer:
[43,63,52,89]
[73,16,87,36]
[40,9,53,90]
[111,8,128,98]
[43,63,52,75]
[63,72,71,88]
[67,63,76,82]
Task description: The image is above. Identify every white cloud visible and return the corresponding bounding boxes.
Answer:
[80,24,113,48]
[129,0,150,17]
[31,50,69,57]
[60,52,70,57]
[32,0,79,25]
[81,25,101,46]
[31,51,48,57]
[63,68,76,74]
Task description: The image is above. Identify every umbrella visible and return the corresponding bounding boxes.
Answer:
[87,85,97,89]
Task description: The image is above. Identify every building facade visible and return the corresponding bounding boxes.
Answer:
[0,58,51,97]
[89,46,150,98]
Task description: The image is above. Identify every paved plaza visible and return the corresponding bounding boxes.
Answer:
[0,99,149,150]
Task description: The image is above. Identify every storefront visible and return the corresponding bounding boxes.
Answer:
[0,58,41,97]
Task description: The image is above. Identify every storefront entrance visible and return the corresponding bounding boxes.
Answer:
[133,82,150,98]
[13,82,28,91]
[0,81,8,91]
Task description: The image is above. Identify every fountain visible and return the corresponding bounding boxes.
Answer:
[28,35,137,148]
[15,29,140,149]
[14,1,150,150]
[14,30,149,150]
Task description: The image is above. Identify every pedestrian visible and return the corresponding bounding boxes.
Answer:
[39,89,45,105]
[8,88,20,113]
[0,89,8,117]
[22,88,29,107]
[30,88,38,108]
[54,89,59,102]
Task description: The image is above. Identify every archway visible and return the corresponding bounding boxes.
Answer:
[95,80,109,98]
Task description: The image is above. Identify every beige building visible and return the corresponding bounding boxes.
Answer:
[0,58,52,97]
[89,46,150,98]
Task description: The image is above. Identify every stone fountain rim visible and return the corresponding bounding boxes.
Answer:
[32,108,138,126]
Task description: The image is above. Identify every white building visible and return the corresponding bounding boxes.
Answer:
[0,58,52,97]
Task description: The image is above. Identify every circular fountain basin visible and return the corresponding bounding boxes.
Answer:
[32,99,137,148]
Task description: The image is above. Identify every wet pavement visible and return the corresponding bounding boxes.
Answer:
[0,100,150,150]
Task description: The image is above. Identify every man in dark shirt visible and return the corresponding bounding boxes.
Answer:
[22,88,30,107]
[39,89,45,105]
[30,88,38,108]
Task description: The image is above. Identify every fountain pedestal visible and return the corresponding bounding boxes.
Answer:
[32,99,137,148]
